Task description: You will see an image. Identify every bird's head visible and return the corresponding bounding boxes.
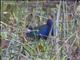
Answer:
[47,14,53,27]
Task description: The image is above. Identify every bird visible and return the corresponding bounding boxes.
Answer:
[26,15,54,39]
[38,19,54,39]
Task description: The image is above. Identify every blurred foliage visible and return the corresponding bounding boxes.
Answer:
[1,1,80,60]
[1,1,26,25]
[23,39,53,60]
